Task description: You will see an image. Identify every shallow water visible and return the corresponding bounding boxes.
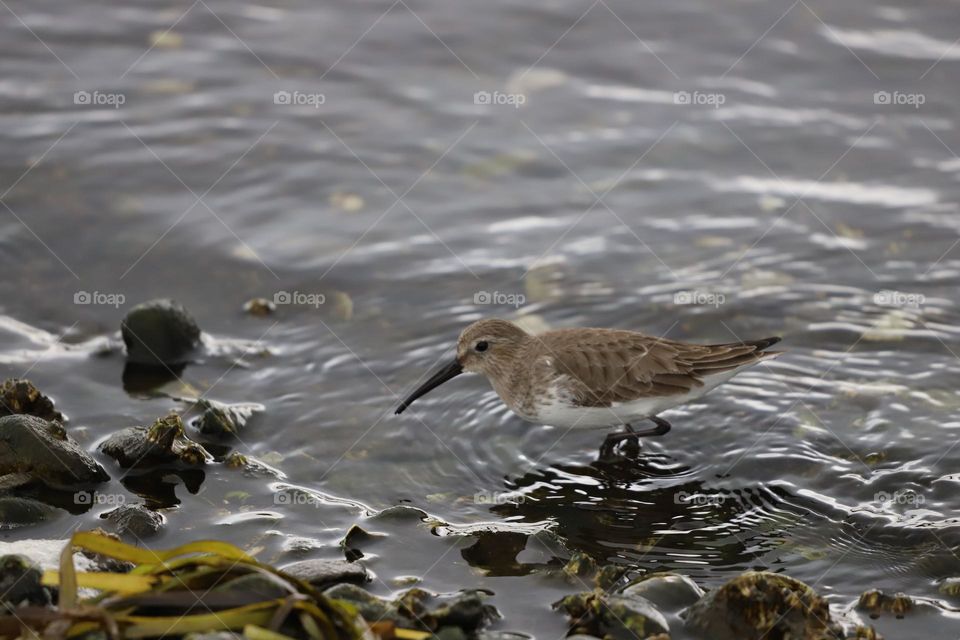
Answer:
[3,0,960,636]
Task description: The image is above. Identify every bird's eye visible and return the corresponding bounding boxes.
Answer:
[475,341,489,352]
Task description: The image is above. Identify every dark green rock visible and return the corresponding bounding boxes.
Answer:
[121,299,201,366]
[0,415,108,489]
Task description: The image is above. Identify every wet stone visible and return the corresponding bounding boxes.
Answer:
[0,415,109,490]
[422,590,501,632]
[102,504,164,539]
[622,572,705,611]
[0,496,60,530]
[214,573,289,600]
[324,583,395,623]
[0,379,63,422]
[280,558,370,589]
[858,589,914,618]
[191,399,263,437]
[99,414,211,468]
[340,524,385,562]
[682,571,844,640]
[121,298,201,366]
[554,591,669,640]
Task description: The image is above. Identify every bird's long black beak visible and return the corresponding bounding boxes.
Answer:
[395,358,463,414]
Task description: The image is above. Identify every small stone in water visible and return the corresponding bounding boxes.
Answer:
[121,299,201,366]
[280,558,370,589]
[858,588,914,618]
[243,298,275,316]
[102,504,164,539]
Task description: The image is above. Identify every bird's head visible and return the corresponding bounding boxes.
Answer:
[395,318,529,414]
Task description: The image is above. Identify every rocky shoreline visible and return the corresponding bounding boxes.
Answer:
[0,299,934,638]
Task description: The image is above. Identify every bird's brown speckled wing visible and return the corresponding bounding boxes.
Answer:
[532,328,779,407]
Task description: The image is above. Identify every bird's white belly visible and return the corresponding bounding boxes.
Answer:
[527,371,738,429]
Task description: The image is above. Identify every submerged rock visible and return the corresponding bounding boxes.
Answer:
[99,414,211,468]
[0,415,108,490]
[101,504,164,539]
[121,299,201,366]
[0,496,60,529]
[191,399,263,437]
[280,558,370,589]
[0,379,63,422]
[0,555,52,610]
[554,591,669,640]
[682,571,843,640]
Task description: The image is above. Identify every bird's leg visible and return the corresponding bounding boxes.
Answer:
[600,423,641,459]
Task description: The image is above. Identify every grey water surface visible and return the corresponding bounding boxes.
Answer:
[2,0,960,636]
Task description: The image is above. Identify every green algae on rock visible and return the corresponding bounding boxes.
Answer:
[553,590,669,640]
[0,379,63,422]
[99,413,212,468]
[323,584,500,634]
[857,589,914,618]
[682,571,844,640]
[191,398,264,437]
